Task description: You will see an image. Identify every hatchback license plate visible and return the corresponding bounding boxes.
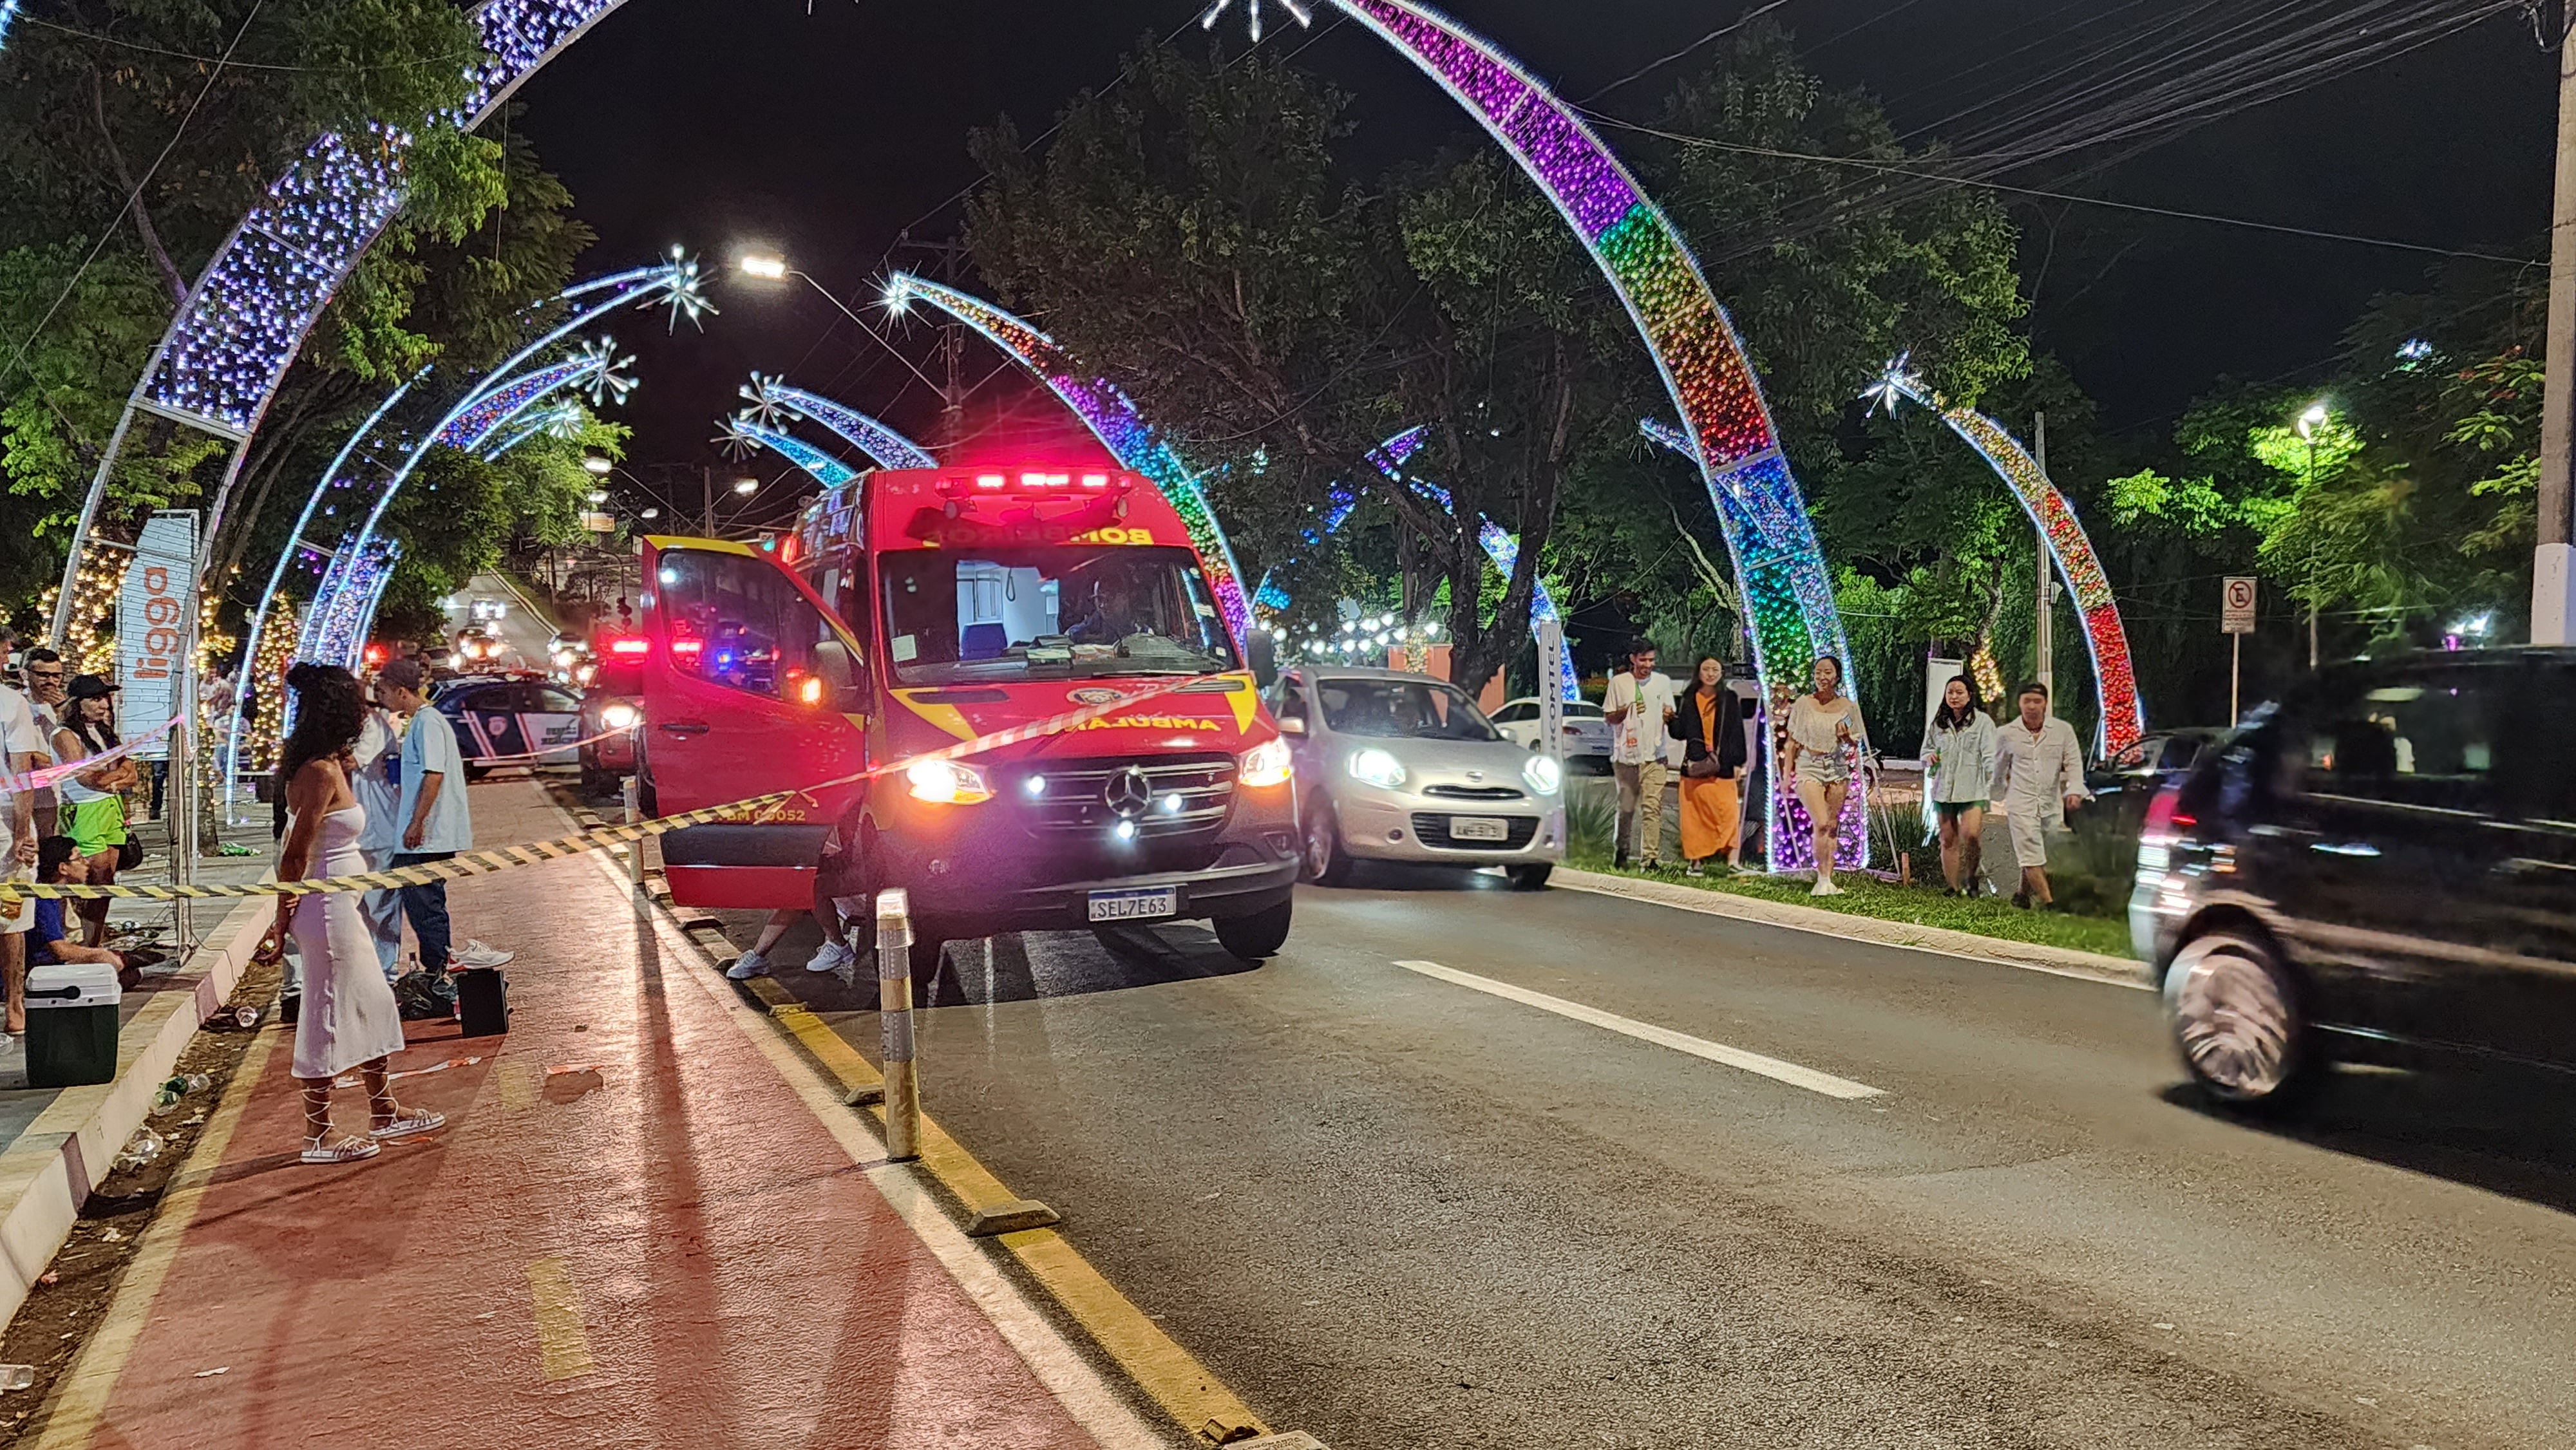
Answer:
[1088,887,1178,923]
[1450,816,1510,842]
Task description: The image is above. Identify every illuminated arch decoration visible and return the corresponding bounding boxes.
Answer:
[717,415,858,490]
[884,272,1253,652]
[50,0,633,641]
[302,537,406,671]
[1326,0,1862,869]
[71,0,1857,863]
[480,400,588,460]
[1859,358,2143,754]
[0,2,23,55]
[741,375,937,471]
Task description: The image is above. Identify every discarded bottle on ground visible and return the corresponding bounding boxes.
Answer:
[111,1126,163,1174]
[0,1364,34,1392]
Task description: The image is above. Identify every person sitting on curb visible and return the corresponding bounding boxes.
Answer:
[30,835,129,983]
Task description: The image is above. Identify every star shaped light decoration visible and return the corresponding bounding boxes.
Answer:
[645,245,719,334]
[578,337,638,408]
[739,372,799,429]
[1198,0,1312,42]
[540,401,588,439]
[712,411,764,462]
[1861,351,1928,417]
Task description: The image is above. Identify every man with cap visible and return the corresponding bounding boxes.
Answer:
[375,658,513,978]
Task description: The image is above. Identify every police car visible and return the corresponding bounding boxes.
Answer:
[433,672,585,778]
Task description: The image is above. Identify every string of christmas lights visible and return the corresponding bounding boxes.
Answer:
[884,273,1254,654]
[1338,0,1863,871]
[1863,357,2146,755]
[299,538,404,673]
[753,381,936,470]
[238,601,301,776]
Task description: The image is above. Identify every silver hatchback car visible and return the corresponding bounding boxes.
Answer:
[1268,666,1566,889]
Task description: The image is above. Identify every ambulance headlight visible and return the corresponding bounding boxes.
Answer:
[905,758,994,805]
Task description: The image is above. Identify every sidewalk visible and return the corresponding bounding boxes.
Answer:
[0,813,276,1329]
[22,780,1157,1449]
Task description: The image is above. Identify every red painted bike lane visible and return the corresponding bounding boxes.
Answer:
[39,781,1125,1450]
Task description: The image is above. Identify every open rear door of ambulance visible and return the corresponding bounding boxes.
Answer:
[638,537,869,909]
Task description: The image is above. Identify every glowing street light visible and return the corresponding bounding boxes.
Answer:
[2296,401,2329,438]
[640,507,660,520]
[585,489,609,504]
[2295,400,2333,668]
[738,250,788,282]
[732,246,947,397]
[582,454,612,475]
[732,477,759,496]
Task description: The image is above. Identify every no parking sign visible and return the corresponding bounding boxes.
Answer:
[2222,577,2257,635]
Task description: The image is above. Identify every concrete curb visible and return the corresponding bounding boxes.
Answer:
[0,894,272,1330]
[1551,867,2150,990]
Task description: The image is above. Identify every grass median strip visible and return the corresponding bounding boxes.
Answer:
[1569,853,2133,959]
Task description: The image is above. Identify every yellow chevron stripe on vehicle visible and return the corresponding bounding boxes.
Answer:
[0,670,1235,907]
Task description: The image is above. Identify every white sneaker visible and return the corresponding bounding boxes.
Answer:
[724,949,772,981]
[807,940,857,975]
[1810,880,1846,898]
[453,939,516,968]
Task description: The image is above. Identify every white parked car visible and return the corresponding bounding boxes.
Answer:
[1269,668,1566,890]
[1490,695,1613,771]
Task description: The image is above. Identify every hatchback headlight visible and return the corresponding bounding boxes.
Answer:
[1240,737,1293,787]
[905,758,994,805]
[1522,753,1562,796]
[600,702,639,730]
[1347,748,1406,790]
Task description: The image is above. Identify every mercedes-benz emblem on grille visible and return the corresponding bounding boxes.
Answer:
[1103,766,1153,819]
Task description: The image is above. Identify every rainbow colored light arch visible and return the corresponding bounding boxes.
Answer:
[884,272,1254,654]
[1862,359,2144,753]
[1329,0,1861,869]
[747,379,937,471]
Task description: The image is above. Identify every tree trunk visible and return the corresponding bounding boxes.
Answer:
[91,68,187,306]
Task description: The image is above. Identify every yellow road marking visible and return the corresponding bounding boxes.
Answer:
[29,1024,284,1450]
[757,975,1265,1444]
[525,1258,597,1382]
[1000,1227,1267,1445]
[494,1059,536,1111]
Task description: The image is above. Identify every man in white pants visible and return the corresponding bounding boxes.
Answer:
[1992,681,2090,910]
[1602,639,1678,871]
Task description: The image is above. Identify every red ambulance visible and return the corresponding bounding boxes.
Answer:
[634,465,1297,975]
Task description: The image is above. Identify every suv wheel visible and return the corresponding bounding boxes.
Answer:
[1302,798,1352,886]
[1214,901,1293,960]
[2164,931,2313,1109]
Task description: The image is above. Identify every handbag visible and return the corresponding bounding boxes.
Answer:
[1683,755,1728,780]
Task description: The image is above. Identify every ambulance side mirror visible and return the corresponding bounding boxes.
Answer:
[812,639,868,714]
[1247,628,1278,689]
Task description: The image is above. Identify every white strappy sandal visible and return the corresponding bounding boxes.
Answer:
[369,1107,446,1141]
[302,1134,382,1165]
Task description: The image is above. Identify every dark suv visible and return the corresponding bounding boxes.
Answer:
[2134,648,2576,1107]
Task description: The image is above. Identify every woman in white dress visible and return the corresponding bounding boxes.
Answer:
[269,665,442,1165]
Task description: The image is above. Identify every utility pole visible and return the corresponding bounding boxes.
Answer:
[2032,411,2053,694]
[893,231,974,449]
[2538,0,2576,643]
[702,464,715,538]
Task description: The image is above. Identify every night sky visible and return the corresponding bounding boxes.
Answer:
[511,0,2555,511]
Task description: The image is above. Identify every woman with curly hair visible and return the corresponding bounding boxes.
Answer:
[270,664,442,1165]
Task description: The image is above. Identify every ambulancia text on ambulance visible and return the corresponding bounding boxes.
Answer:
[634,464,1298,976]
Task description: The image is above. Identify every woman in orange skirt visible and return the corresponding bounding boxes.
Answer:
[1669,656,1748,874]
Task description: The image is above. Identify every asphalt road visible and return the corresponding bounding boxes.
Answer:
[724,863,2576,1449]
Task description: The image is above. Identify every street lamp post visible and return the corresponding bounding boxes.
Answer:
[2297,402,2329,670]
[734,250,949,400]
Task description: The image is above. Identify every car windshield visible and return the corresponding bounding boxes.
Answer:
[880,545,1237,684]
[1317,678,1500,741]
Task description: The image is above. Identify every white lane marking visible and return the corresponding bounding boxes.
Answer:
[1551,873,2154,993]
[1394,959,1886,1100]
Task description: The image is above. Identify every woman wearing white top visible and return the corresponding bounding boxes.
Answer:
[1783,655,1867,896]
[1921,675,1999,897]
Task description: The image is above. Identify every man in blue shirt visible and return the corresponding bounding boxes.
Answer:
[30,836,123,975]
[377,659,513,977]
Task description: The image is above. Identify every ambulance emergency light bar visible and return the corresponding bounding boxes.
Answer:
[939,471,1133,496]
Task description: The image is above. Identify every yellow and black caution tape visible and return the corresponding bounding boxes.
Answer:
[0,667,1238,909]
[0,790,799,905]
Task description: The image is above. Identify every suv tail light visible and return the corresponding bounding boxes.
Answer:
[2142,785,2195,844]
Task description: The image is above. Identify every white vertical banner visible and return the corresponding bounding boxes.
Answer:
[1536,619,1567,766]
[115,510,196,762]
